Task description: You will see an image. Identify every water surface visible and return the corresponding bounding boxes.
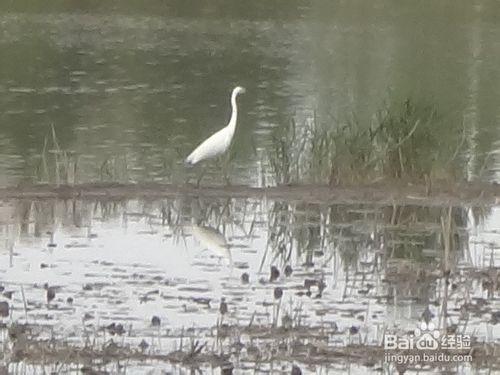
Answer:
[0,2,500,185]
[1,196,500,372]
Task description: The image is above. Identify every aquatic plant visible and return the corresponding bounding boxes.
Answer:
[267,99,467,186]
[33,124,79,185]
[32,124,130,185]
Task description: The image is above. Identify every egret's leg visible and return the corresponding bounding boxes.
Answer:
[214,157,222,171]
[184,171,192,185]
[184,166,200,186]
[214,157,228,186]
[213,156,224,185]
[221,153,232,186]
[195,168,207,188]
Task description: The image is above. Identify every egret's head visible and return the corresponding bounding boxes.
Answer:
[233,86,246,97]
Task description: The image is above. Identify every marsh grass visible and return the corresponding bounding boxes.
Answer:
[33,124,130,185]
[98,154,130,183]
[267,99,467,186]
[34,124,79,185]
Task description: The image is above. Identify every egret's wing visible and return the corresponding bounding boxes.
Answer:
[185,128,229,165]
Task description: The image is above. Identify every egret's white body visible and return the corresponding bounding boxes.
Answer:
[185,86,246,165]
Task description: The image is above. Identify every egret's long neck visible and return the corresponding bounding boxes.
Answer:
[228,92,238,132]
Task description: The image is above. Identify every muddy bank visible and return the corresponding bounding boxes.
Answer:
[0,181,499,206]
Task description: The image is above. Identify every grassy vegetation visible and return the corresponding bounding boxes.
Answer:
[32,124,130,186]
[25,99,482,189]
[33,124,79,185]
[267,99,467,186]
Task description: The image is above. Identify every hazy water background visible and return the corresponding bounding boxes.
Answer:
[0,1,500,186]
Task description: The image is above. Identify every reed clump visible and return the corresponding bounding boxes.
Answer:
[267,99,466,186]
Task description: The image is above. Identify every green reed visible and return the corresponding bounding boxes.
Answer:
[267,99,467,186]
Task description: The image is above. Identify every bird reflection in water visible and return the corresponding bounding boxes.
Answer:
[190,219,233,267]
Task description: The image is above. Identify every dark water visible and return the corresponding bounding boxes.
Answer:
[1,1,500,186]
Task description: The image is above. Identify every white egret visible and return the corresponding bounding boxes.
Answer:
[185,86,246,167]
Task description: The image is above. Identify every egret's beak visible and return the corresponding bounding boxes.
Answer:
[240,87,246,94]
